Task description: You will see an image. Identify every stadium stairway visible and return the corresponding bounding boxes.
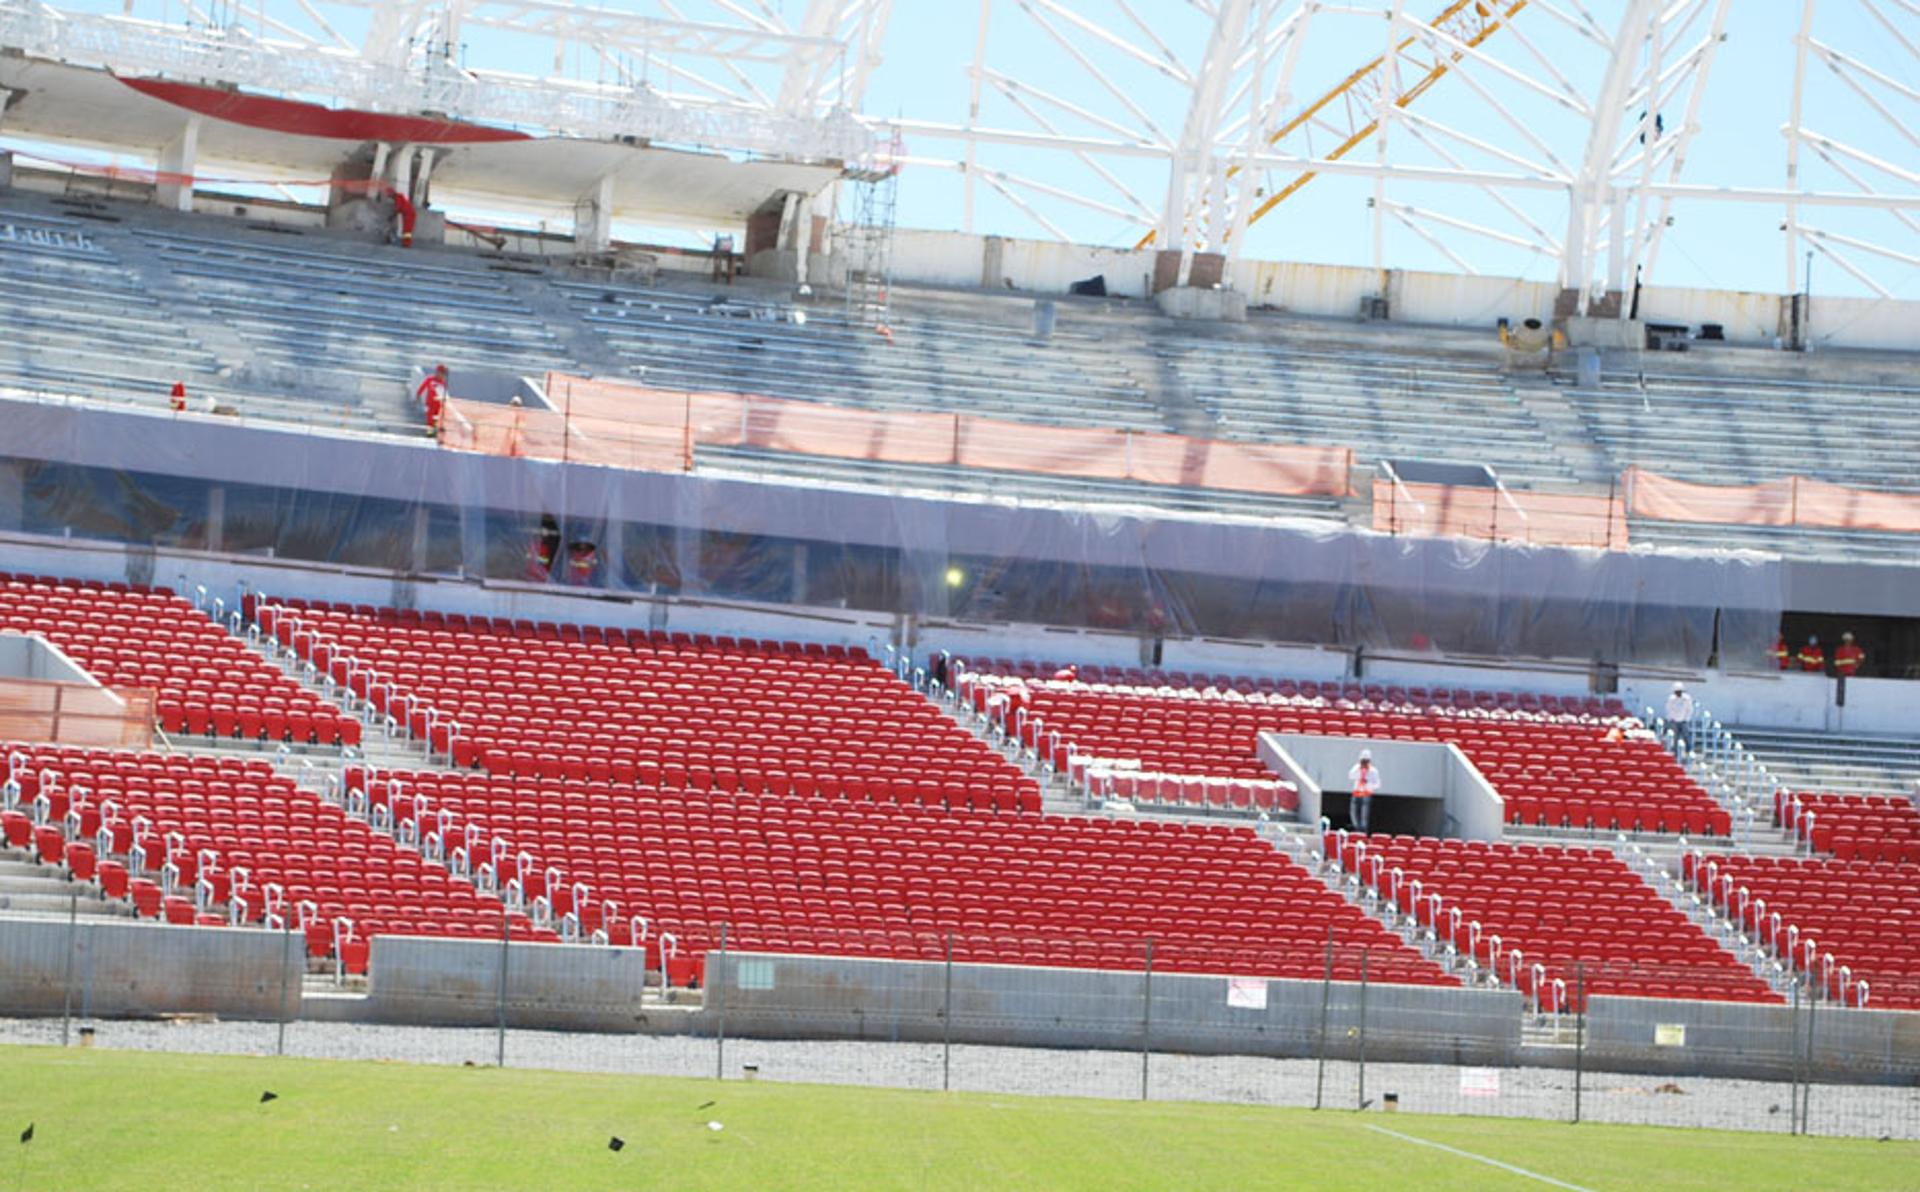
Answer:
[0,844,135,921]
[1722,727,1920,798]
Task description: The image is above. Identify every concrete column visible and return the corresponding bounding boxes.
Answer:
[154,117,202,213]
[412,147,436,205]
[409,505,431,574]
[0,460,25,532]
[0,89,14,193]
[574,174,615,254]
[205,486,225,553]
[388,143,415,204]
[369,142,393,186]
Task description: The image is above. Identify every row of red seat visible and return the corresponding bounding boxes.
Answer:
[3,742,540,972]
[262,603,1036,805]
[1331,834,1778,1009]
[1684,852,1920,1009]
[1776,791,1920,864]
[980,677,1723,831]
[0,580,358,746]
[352,765,1457,986]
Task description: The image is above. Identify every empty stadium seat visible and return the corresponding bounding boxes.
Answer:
[0,578,358,748]
[3,742,535,959]
[1688,852,1920,1010]
[1338,836,1778,1008]
[352,764,1458,989]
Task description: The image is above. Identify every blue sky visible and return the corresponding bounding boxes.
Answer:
[21,1,1920,299]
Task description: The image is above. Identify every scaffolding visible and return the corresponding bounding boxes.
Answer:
[840,137,900,331]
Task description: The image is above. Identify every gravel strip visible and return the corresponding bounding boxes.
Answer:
[2,1016,1914,1141]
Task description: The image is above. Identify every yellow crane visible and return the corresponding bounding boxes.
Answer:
[1138,0,1530,250]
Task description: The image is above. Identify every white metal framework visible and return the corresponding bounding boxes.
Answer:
[901,0,1920,303]
[0,0,891,164]
[4,1,1917,300]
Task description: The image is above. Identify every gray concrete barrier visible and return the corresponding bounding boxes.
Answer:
[367,934,651,1032]
[0,915,301,1020]
[708,953,1523,1067]
[1586,995,1920,1085]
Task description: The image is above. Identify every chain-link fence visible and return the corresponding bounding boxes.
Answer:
[2,912,1915,1140]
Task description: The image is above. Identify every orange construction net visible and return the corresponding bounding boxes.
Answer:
[1625,468,1920,533]
[1373,479,1630,550]
[440,374,1355,500]
[0,679,155,749]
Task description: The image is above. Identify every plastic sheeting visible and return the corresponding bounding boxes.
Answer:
[0,397,1786,667]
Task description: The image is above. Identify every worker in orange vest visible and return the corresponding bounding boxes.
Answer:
[1796,635,1825,673]
[1768,635,1790,670]
[1833,632,1865,677]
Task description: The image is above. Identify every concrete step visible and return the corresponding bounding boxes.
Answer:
[1621,841,1790,996]
[0,892,133,916]
[0,874,85,897]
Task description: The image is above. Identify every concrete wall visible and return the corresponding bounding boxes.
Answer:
[1620,672,1916,736]
[888,227,1920,352]
[367,934,651,1032]
[710,953,1522,1066]
[0,916,301,1019]
[1586,995,1920,1085]
[0,632,94,683]
[1259,732,1503,840]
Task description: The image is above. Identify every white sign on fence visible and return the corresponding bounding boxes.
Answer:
[1459,1067,1501,1098]
[1226,977,1268,1010]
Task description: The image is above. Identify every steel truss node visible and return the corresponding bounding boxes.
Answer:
[897,0,1919,302]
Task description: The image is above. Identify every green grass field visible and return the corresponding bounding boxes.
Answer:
[1,1045,1913,1191]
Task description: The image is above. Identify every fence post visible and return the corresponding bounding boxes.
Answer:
[1356,947,1369,1111]
[1573,964,1585,1124]
[1800,982,1818,1134]
[1139,938,1154,1102]
[714,922,729,1082]
[942,931,953,1093]
[495,914,510,1068]
[277,916,293,1058]
[1788,976,1802,1135]
[1314,928,1333,1111]
[61,893,77,1047]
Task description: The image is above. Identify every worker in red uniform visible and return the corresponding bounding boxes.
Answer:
[391,188,418,248]
[1833,632,1865,677]
[564,542,599,587]
[1796,635,1826,673]
[414,364,449,432]
[168,381,188,412]
[1768,635,1790,671]
[525,514,562,582]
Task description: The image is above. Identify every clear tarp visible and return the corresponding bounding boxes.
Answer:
[0,398,1785,667]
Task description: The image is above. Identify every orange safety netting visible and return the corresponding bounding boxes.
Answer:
[0,680,155,749]
[440,374,1355,499]
[1625,468,1920,533]
[1373,479,1630,550]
